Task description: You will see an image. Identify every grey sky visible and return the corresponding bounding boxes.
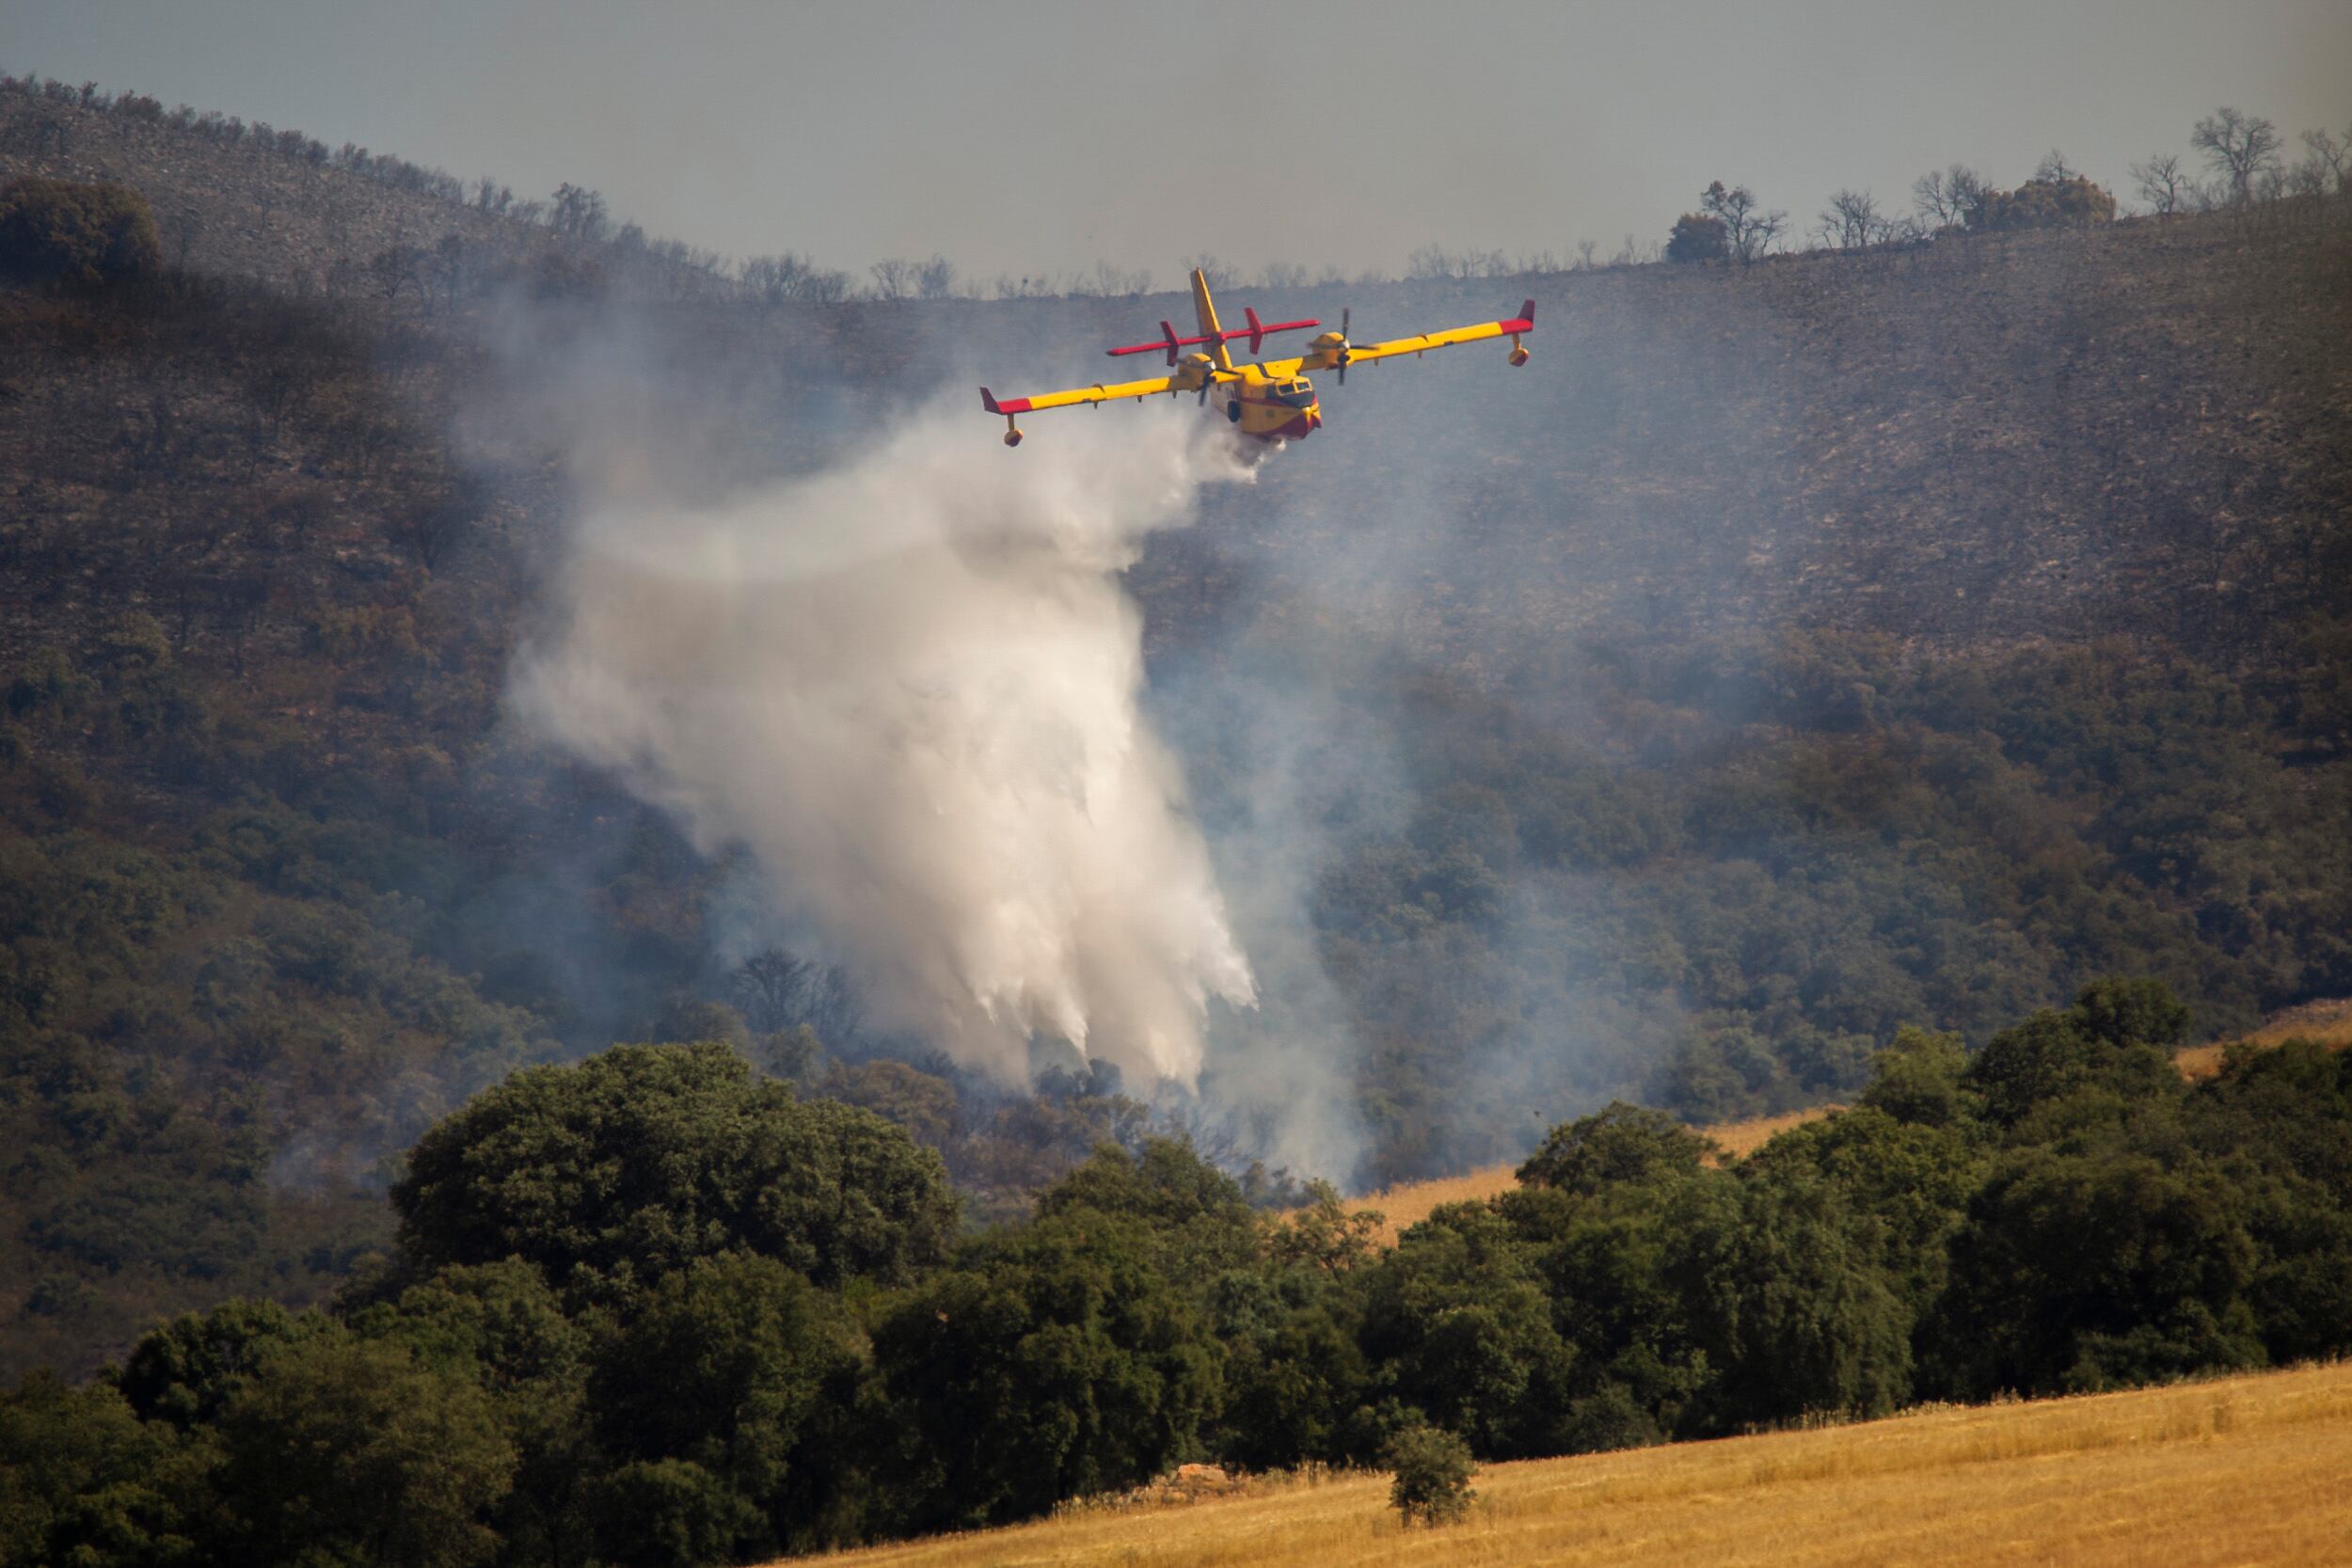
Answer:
[9,1,2348,281]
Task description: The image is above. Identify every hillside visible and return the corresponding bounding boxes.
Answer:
[0,72,733,297]
[3,77,2350,1384]
[776,1361,2352,1568]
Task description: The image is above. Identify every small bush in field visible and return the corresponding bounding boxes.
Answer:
[1383,1422,1477,1527]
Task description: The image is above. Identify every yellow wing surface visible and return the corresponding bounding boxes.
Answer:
[979,372,1210,416]
[1260,298,1537,379]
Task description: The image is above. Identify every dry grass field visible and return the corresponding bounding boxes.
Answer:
[797,1361,2352,1568]
[2175,999,2352,1080]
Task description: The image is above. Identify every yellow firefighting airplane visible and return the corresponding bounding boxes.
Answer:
[979,268,1534,448]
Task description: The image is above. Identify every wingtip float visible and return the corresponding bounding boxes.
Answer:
[980,269,1534,449]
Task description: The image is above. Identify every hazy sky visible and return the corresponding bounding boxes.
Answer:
[10,1,2348,281]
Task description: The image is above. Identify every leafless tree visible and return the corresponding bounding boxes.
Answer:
[2032,149,2077,183]
[916,254,957,300]
[868,257,917,302]
[1405,244,1455,278]
[548,182,611,241]
[1606,232,1661,266]
[1180,253,1235,290]
[367,242,424,303]
[2286,150,2330,204]
[2191,107,2282,207]
[1701,182,1788,262]
[992,273,1054,299]
[1575,238,1598,270]
[1073,260,1152,296]
[2132,153,2190,217]
[2301,128,2349,196]
[731,948,813,1034]
[160,208,203,270]
[1912,164,1985,227]
[1258,260,1310,289]
[1818,188,1886,251]
[427,234,469,309]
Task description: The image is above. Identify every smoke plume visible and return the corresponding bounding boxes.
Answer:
[511,399,1260,1085]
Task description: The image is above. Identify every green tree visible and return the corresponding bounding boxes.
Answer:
[1666,1174,1914,1431]
[1382,1421,1476,1526]
[355,1262,595,1568]
[1211,1293,1369,1471]
[214,1332,516,1568]
[390,1042,956,1305]
[1857,1026,1979,1128]
[586,1459,744,1568]
[114,1298,325,1432]
[1964,981,2185,1132]
[1035,1137,1263,1277]
[1938,1148,2265,1396]
[0,1371,196,1568]
[1517,1102,1719,1197]
[1355,1203,1574,1458]
[871,1214,1218,1530]
[587,1254,862,1559]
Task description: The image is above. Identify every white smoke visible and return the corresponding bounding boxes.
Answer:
[511,398,1261,1084]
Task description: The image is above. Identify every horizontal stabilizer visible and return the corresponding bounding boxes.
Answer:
[1107,314,1321,362]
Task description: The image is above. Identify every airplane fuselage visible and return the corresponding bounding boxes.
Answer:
[1222,363,1322,442]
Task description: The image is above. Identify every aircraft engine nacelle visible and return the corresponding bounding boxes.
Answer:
[1308,329,1348,365]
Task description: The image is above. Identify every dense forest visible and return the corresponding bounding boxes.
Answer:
[10,984,2352,1567]
[2,61,2350,1446]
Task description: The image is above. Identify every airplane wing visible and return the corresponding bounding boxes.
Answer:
[1254,300,1535,381]
[980,371,1220,417]
[1339,299,1537,368]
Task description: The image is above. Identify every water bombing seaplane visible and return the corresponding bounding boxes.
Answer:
[979,268,1534,448]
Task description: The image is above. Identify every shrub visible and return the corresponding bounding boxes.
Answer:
[1383,1421,1476,1526]
[1666,213,1729,263]
[0,177,162,287]
[1966,175,2117,232]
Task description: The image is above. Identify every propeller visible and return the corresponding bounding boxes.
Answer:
[1337,307,1354,385]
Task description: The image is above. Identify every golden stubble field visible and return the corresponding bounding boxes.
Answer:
[799,1362,2352,1568]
